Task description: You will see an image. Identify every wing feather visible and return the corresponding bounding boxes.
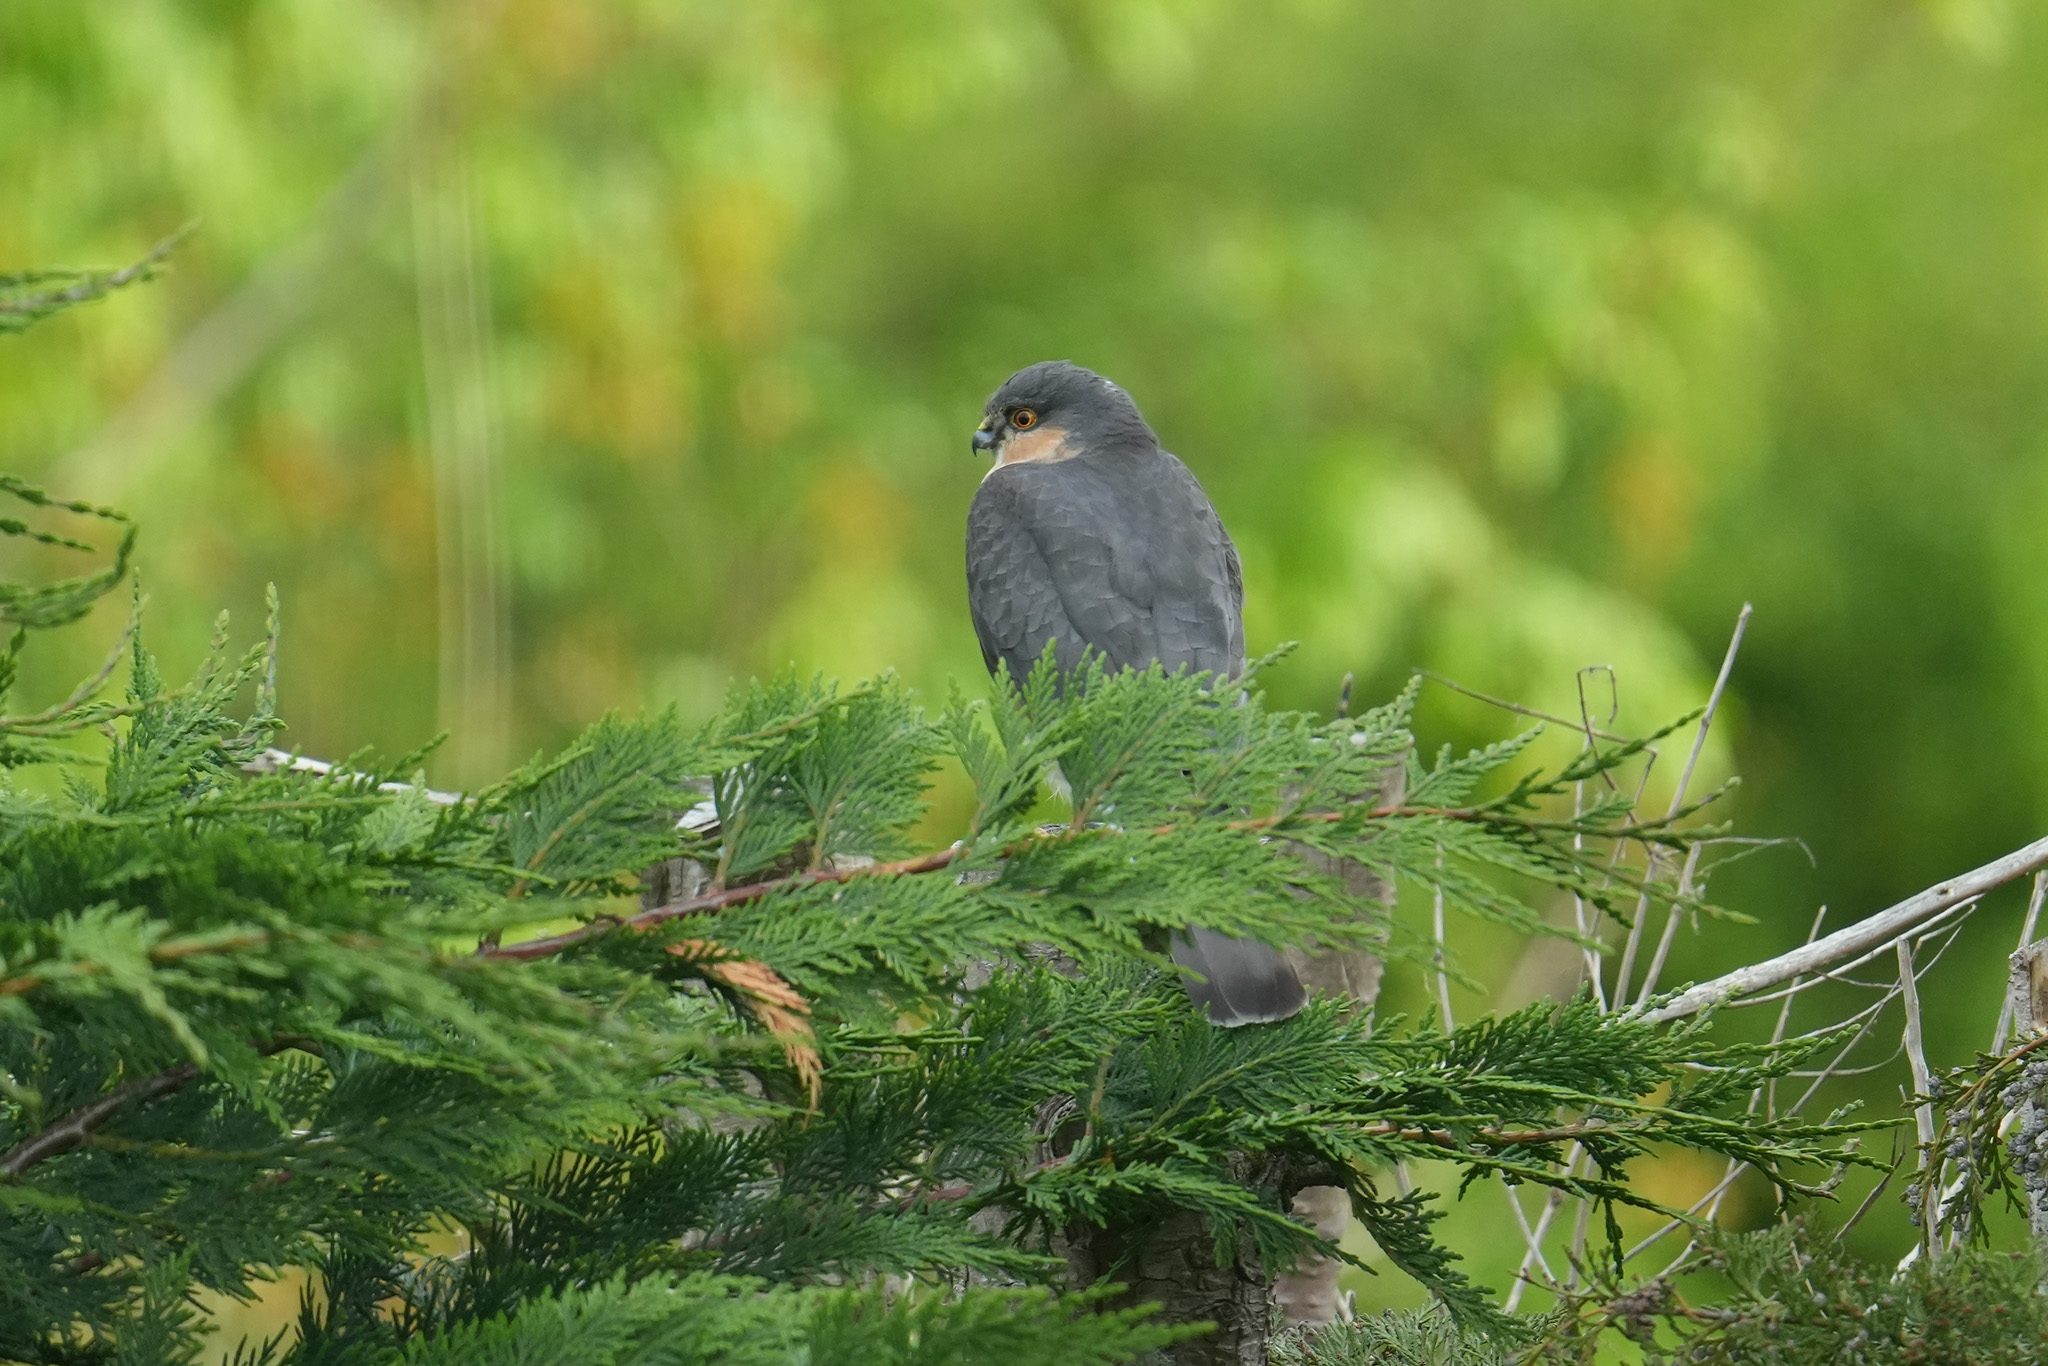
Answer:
[966,477,1093,684]
[967,456,1241,682]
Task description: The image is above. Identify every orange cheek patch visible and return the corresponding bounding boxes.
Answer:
[998,425,1075,466]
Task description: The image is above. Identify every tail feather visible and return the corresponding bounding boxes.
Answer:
[1170,926,1308,1027]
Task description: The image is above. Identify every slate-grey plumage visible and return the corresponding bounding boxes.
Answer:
[964,360,1308,1026]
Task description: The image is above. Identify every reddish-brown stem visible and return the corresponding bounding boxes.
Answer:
[483,801,1445,962]
[0,1065,202,1178]
[0,801,1463,1181]
[0,801,1477,996]
[483,843,971,960]
[0,1037,318,1182]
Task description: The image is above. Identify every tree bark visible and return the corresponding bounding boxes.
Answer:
[1067,757,1403,1363]
[1059,1162,1280,1366]
[1267,756,1403,1335]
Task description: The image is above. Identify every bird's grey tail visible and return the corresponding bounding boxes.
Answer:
[1170,926,1308,1027]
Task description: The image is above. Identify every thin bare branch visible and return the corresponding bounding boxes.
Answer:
[1641,833,2048,1024]
[1634,842,1705,1009]
[1726,897,1981,1011]
[1896,940,1937,1256]
[0,1065,198,1178]
[1415,669,1633,744]
[1502,1186,1557,1310]
[1612,603,1751,1006]
[244,748,466,805]
[1430,846,1455,1028]
[1510,1165,1579,1303]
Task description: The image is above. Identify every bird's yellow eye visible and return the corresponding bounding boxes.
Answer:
[1012,408,1038,430]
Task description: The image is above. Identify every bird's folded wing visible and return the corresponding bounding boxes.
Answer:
[968,473,1148,681]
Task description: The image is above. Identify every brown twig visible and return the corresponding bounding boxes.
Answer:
[0,931,273,999]
[484,803,1467,962]
[1,1037,318,1181]
[0,785,1633,1018]
[1611,603,1751,1007]
[0,804,1465,993]
[483,843,972,960]
[0,792,1621,1185]
[0,1064,201,1178]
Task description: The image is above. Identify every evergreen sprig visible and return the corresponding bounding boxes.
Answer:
[1528,1219,2048,1365]
[0,230,187,337]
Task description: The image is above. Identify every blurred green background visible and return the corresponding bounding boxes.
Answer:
[6,0,2048,1333]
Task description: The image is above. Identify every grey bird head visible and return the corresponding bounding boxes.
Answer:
[971,360,1158,464]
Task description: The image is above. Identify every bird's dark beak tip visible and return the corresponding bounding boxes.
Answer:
[971,426,997,456]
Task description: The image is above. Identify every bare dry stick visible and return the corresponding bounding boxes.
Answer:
[1550,619,1748,1298]
[1418,669,1635,745]
[1913,887,2048,1257]
[1630,894,1972,1273]
[0,1065,199,1178]
[1641,833,2048,1024]
[1573,666,1623,796]
[1725,896,1981,1013]
[1691,906,1827,1230]
[246,749,466,805]
[1570,677,1611,1010]
[1430,663,1635,1010]
[1611,603,1751,1007]
[1430,848,1455,1028]
[1514,673,1643,1301]
[1504,1188,1557,1298]
[1633,841,1706,1009]
[1896,940,1937,1258]
[1507,1154,1579,1305]
[1759,907,1829,1117]
[1629,968,1915,1271]
[0,1038,310,1179]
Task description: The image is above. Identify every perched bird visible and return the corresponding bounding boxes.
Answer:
[964,360,1307,1026]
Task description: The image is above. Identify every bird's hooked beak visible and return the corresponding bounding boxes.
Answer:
[971,420,999,456]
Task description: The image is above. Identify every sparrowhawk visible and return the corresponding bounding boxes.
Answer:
[964,360,1308,1026]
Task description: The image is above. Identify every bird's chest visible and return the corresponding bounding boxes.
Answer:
[1037,471,1183,599]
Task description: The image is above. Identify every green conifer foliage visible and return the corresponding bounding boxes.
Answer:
[0,472,1879,1364]
[0,273,1984,1365]
[0,232,185,337]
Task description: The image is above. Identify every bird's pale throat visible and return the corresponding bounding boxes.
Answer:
[997,424,1077,466]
